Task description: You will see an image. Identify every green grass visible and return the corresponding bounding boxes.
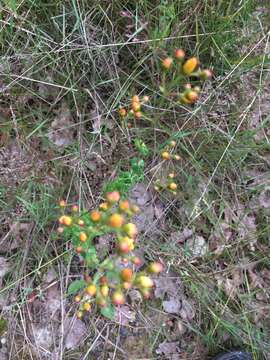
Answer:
[0,0,269,359]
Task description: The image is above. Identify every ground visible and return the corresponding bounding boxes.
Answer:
[0,1,269,359]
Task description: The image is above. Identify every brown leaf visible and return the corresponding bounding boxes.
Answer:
[156,341,180,359]
[170,228,193,244]
[64,317,87,350]
[163,298,182,314]
[154,274,182,299]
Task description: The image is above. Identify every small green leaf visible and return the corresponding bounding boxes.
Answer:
[100,304,114,319]
[67,280,86,295]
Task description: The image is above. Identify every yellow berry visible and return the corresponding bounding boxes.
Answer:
[137,276,154,288]
[168,182,177,190]
[76,311,83,319]
[186,90,199,103]
[79,232,87,242]
[59,200,66,207]
[74,295,81,303]
[63,216,72,226]
[182,57,198,75]
[99,202,109,211]
[85,284,97,296]
[111,291,125,306]
[108,213,125,228]
[161,151,170,160]
[132,95,139,102]
[131,101,141,112]
[122,223,137,238]
[118,107,127,117]
[100,285,109,298]
[90,210,101,222]
[78,219,84,226]
[83,303,91,312]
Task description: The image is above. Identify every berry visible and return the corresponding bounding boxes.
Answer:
[57,227,64,234]
[74,295,81,303]
[140,288,151,299]
[148,262,163,274]
[179,94,192,104]
[100,285,109,297]
[79,232,87,242]
[174,48,185,60]
[59,200,66,207]
[99,276,107,285]
[117,236,134,253]
[108,213,125,228]
[174,154,181,160]
[122,281,132,290]
[132,256,142,266]
[118,108,127,117]
[134,111,142,119]
[99,202,109,211]
[76,246,83,254]
[96,297,107,308]
[182,57,198,75]
[61,216,72,226]
[83,303,91,311]
[143,96,149,102]
[78,219,84,226]
[76,310,83,319]
[119,200,130,212]
[162,57,173,70]
[71,204,79,212]
[168,173,175,179]
[120,268,133,282]
[132,95,140,102]
[90,210,101,222]
[169,140,176,147]
[85,284,97,296]
[106,191,120,203]
[122,223,137,238]
[186,90,199,102]
[161,151,170,160]
[200,69,212,80]
[168,182,177,190]
[137,276,154,288]
[111,291,125,306]
[131,101,141,112]
[131,205,140,214]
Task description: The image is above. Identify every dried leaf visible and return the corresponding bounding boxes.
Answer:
[163,298,182,314]
[64,317,87,350]
[179,299,195,321]
[156,341,180,359]
[154,274,182,299]
[185,236,208,257]
[170,228,193,244]
[114,305,136,325]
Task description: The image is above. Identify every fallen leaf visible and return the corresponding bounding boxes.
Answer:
[170,228,193,244]
[31,323,54,350]
[156,341,180,359]
[179,299,195,321]
[64,317,87,350]
[185,236,208,257]
[163,298,182,314]
[154,273,182,299]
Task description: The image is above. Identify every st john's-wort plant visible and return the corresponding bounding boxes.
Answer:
[57,191,163,319]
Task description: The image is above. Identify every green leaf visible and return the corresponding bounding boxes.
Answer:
[100,304,114,319]
[67,280,86,295]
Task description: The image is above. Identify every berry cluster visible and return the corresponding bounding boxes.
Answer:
[57,191,163,319]
[118,94,149,125]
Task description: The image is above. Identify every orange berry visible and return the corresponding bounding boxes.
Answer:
[74,295,81,303]
[78,219,84,226]
[174,48,185,60]
[168,182,177,190]
[137,276,154,288]
[122,223,138,238]
[108,213,124,228]
[71,204,79,212]
[161,151,170,160]
[100,285,109,297]
[99,202,109,211]
[119,200,130,212]
[83,302,91,311]
[106,191,120,203]
[186,90,199,102]
[120,268,133,282]
[57,227,64,234]
[59,199,66,207]
[111,291,125,306]
[118,107,127,117]
[182,57,198,75]
[148,262,163,274]
[162,57,173,70]
[90,210,101,222]
[79,232,87,242]
[76,311,83,319]
[63,216,72,226]
[132,95,140,102]
[76,246,83,254]
[134,111,142,119]
[85,284,97,296]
